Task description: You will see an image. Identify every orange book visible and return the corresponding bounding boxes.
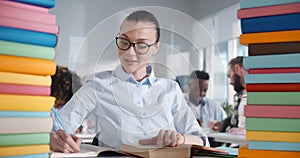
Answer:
[238,145,300,158]
[246,131,300,143]
[0,71,51,86]
[0,94,55,112]
[240,30,300,45]
[0,54,56,76]
[0,144,49,157]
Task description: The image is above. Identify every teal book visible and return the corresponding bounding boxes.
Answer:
[12,0,55,8]
[0,26,57,47]
[0,133,49,146]
[247,92,300,105]
[243,53,300,69]
[249,141,300,152]
[0,111,51,118]
[245,73,300,84]
[240,0,300,9]
[246,118,300,132]
[1,153,49,158]
[0,40,55,60]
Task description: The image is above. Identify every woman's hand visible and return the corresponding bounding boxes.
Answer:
[50,129,82,153]
[138,129,185,148]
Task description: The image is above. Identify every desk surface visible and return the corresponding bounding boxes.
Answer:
[208,132,248,146]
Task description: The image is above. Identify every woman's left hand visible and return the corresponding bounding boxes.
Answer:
[138,129,185,148]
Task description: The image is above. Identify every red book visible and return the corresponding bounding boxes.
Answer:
[237,2,300,19]
[0,3,56,25]
[0,16,59,34]
[246,83,300,92]
[0,83,50,96]
[245,105,300,118]
[249,68,300,74]
[0,0,49,13]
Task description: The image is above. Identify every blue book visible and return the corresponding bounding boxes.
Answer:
[240,0,300,9]
[3,153,49,158]
[0,26,57,47]
[0,111,51,118]
[249,141,300,152]
[12,0,55,8]
[243,54,300,69]
[241,13,300,33]
[245,73,300,84]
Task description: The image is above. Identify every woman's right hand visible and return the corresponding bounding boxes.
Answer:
[50,129,82,153]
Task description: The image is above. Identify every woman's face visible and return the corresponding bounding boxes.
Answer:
[117,20,159,74]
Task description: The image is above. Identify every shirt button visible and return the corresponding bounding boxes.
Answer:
[143,132,147,135]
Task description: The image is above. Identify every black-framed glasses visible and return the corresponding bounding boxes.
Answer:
[115,36,158,55]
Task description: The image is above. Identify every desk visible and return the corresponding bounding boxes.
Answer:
[75,133,96,144]
[208,132,248,146]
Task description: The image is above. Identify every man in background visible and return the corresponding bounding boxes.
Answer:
[185,70,227,146]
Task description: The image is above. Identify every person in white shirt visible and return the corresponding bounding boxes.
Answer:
[50,10,207,153]
[185,70,227,132]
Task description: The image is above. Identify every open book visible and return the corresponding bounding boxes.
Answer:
[50,143,228,158]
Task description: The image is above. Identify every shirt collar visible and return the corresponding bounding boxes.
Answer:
[112,65,156,86]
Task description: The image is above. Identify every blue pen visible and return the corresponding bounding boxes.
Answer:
[51,107,71,134]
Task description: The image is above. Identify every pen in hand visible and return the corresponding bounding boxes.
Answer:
[52,107,71,134]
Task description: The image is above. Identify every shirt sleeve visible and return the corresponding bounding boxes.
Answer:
[56,82,98,133]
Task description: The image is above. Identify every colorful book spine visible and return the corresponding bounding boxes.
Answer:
[0,26,57,47]
[249,68,300,74]
[246,118,300,132]
[245,73,300,84]
[247,92,300,105]
[240,0,300,9]
[0,54,56,76]
[0,0,49,13]
[245,105,300,118]
[0,71,51,86]
[0,111,51,118]
[0,118,53,134]
[240,30,300,45]
[248,42,300,56]
[0,83,50,96]
[243,53,300,69]
[238,145,300,158]
[246,83,300,92]
[0,3,55,24]
[237,2,300,19]
[0,94,55,112]
[248,141,300,152]
[241,13,300,33]
[0,133,50,146]
[0,40,56,60]
[0,144,50,157]
[3,153,49,158]
[0,16,59,34]
[246,131,300,143]
[12,0,56,8]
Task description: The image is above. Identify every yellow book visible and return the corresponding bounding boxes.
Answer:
[0,117,53,134]
[0,54,56,76]
[0,94,55,112]
[246,130,300,143]
[238,145,300,158]
[0,144,50,157]
[0,71,51,86]
[240,30,300,45]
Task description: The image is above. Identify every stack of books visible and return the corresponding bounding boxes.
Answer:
[0,0,57,157]
[237,0,300,157]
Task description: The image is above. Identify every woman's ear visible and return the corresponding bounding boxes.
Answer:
[152,41,160,55]
[234,64,242,76]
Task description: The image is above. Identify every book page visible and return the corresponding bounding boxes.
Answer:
[50,144,115,158]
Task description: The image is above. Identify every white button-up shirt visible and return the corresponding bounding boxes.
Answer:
[54,65,205,149]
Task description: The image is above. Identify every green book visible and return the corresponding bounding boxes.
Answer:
[0,40,55,60]
[0,133,49,146]
[246,118,300,132]
[247,92,300,105]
